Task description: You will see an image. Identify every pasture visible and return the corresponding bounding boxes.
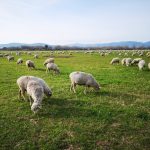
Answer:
[0,50,150,150]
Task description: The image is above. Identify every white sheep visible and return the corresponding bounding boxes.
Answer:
[26,60,35,69]
[69,71,100,94]
[7,56,14,61]
[34,54,39,59]
[43,58,54,66]
[27,80,44,113]
[131,58,142,65]
[17,76,52,100]
[138,60,145,70]
[110,58,120,65]
[17,58,23,64]
[125,58,132,66]
[46,63,60,74]
[121,58,126,65]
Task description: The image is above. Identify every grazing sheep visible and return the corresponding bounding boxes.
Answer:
[27,80,44,113]
[7,56,14,61]
[16,52,21,56]
[34,54,39,59]
[121,58,126,65]
[138,60,145,70]
[17,76,52,100]
[148,63,150,70]
[43,58,54,66]
[28,52,32,55]
[110,58,120,65]
[17,58,23,64]
[125,58,132,66]
[0,54,3,57]
[26,60,35,69]
[69,71,100,94]
[46,63,60,74]
[131,58,142,65]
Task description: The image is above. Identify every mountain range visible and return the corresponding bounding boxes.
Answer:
[0,41,150,49]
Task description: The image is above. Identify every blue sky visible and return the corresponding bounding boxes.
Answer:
[0,0,150,44]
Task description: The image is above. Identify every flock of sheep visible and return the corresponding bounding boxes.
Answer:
[14,56,100,113]
[110,57,150,70]
[1,50,149,113]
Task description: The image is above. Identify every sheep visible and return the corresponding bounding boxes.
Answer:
[125,58,132,66]
[34,54,39,59]
[27,80,44,113]
[17,58,23,64]
[148,63,150,70]
[110,57,120,65]
[26,60,35,69]
[131,58,142,65]
[43,58,54,66]
[121,58,126,65]
[16,52,21,56]
[7,56,14,61]
[46,63,60,74]
[69,71,100,94]
[17,76,52,100]
[138,60,145,70]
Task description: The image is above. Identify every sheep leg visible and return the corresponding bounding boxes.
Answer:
[70,84,73,92]
[21,90,26,101]
[18,89,22,100]
[72,83,76,93]
[46,68,48,73]
[84,86,88,95]
[29,96,32,106]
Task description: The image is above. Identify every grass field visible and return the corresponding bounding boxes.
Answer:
[0,51,150,150]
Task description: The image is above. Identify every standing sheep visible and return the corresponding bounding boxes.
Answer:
[43,58,54,66]
[69,71,100,94]
[138,60,145,70]
[27,80,44,113]
[131,58,142,65]
[26,60,35,70]
[110,58,120,65]
[17,76,52,100]
[46,63,60,74]
[121,58,126,65]
[17,58,23,64]
[34,54,39,59]
[125,58,132,66]
[7,56,14,61]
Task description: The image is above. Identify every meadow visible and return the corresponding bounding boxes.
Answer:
[0,50,150,150]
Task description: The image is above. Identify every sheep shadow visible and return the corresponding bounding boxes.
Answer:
[35,68,46,72]
[39,98,99,119]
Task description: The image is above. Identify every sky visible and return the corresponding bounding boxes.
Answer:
[0,0,150,45]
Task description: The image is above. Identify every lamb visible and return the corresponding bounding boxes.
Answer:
[69,71,100,94]
[27,80,44,113]
[138,60,145,70]
[17,76,52,100]
[110,58,120,65]
[26,60,35,69]
[43,58,54,66]
[125,58,132,66]
[17,58,23,64]
[46,63,60,74]
[131,58,142,65]
[7,56,14,61]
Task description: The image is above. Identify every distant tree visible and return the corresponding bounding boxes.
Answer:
[45,45,48,50]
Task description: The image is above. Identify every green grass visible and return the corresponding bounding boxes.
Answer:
[0,51,150,150]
